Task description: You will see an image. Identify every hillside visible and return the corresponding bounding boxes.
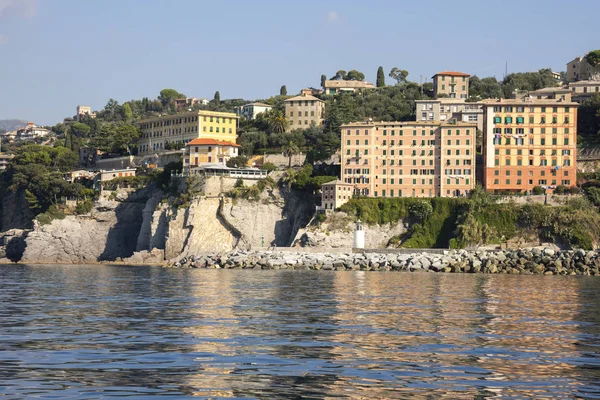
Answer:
[0,119,28,132]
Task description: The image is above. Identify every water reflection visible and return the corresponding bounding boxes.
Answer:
[0,265,599,398]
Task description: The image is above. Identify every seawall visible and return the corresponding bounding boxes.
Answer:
[167,248,600,275]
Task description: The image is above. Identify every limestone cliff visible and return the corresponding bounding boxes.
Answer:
[297,211,407,249]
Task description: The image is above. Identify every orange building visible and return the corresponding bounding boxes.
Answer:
[183,138,240,174]
[341,121,476,198]
[432,71,470,99]
[482,98,577,193]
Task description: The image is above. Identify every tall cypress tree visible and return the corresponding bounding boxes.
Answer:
[376,66,385,87]
[214,91,221,106]
[280,85,287,96]
[321,74,327,88]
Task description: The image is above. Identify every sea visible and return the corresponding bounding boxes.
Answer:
[0,264,599,398]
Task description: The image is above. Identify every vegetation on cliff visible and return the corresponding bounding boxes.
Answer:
[340,186,600,250]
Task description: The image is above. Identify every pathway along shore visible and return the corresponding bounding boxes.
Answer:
[166,248,600,275]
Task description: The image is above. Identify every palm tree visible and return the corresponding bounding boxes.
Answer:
[282,140,300,168]
[267,110,289,134]
[281,168,298,191]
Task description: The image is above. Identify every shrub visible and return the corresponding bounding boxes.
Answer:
[37,205,66,226]
[316,213,327,223]
[226,156,248,168]
[260,162,277,172]
[532,186,545,195]
[75,199,94,215]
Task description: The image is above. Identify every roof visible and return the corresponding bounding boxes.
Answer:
[284,94,324,102]
[244,102,272,107]
[432,71,470,78]
[321,179,353,187]
[480,98,578,106]
[568,80,600,86]
[186,138,240,147]
[140,110,238,124]
[323,80,377,89]
[341,120,477,128]
[529,86,571,93]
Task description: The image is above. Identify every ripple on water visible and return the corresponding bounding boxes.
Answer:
[0,265,599,398]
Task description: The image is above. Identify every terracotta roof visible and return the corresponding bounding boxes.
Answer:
[433,71,470,77]
[186,138,240,147]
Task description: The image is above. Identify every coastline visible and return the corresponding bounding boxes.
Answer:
[3,248,600,276]
[165,248,600,276]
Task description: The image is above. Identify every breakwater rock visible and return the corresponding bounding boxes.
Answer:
[166,248,600,275]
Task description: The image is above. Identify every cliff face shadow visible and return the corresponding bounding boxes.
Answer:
[99,201,146,261]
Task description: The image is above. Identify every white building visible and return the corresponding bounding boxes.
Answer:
[15,122,52,141]
[234,102,273,120]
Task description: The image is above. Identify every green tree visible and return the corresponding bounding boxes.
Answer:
[214,91,221,106]
[330,70,347,80]
[158,89,184,107]
[122,103,133,122]
[468,76,503,100]
[64,133,72,151]
[280,85,287,96]
[389,67,409,84]
[586,50,600,67]
[70,122,91,138]
[226,155,248,168]
[346,70,365,81]
[281,139,300,168]
[321,74,327,88]
[376,66,385,87]
[266,109,289,133]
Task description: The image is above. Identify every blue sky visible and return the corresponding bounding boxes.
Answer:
[1,0,599,126]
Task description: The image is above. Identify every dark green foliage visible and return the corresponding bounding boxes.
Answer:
[260,162,277,172]
[320,74,326,88]
[227,177,276,202]
[376,66,385,87]
[532,186,545,195]
[468,76,503,100]
[280,85,287,96]
[501,68,558,99]
[341,192,600,250]
[214,91,221,106]
[75,199,94,214]
[226,156,248,168]
[586,50,600,67]
[37,205,66,225]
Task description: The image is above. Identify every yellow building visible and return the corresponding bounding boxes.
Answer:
[341,121,476,198]
[432,71,470,99]
[138,110,238,155]
[284,94,325,131]
[482,98,578,193]
[183,138,240,174]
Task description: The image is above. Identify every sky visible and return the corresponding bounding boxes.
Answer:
[1,0,599,126]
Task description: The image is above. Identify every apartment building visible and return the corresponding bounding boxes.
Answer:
[284,94,325,130]
[432,71,470,99]
[482,98,578,193]
[138,110,238,155]
[566,55,600,82]
[341,121,476,198]
[415,99,484,130]
[323,80,376,95]
[183,138,240,174]
[321,180,354,210]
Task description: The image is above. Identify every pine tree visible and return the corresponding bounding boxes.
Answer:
[214,91,221,106]
[376,66,385,87]
[280,85,287,96]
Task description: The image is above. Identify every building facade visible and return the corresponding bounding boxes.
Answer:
[138,110,238,155]
[482,98,578,193]
[15,123,52,141]
[432,71,470,99]
[341,121,476,198]
[566,55,600,82]
[321,180,354,210]
[323,80,376,95]
[183,138,240,174]
[284,94,325,130]
[76,105,94,121]
[415,99,483,131]
[234,102,272,120]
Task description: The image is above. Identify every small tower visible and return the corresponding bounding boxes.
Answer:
[354,219,365,249]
